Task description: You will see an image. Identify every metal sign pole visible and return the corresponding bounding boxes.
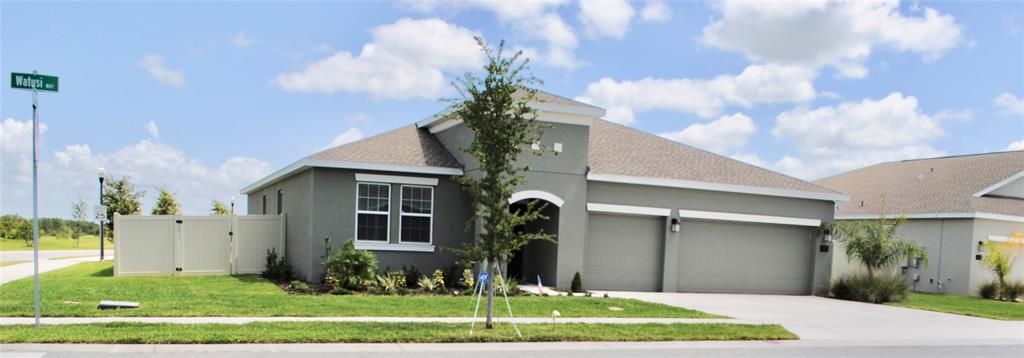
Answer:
[31,71,41,329]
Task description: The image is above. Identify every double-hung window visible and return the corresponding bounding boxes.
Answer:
[399,185,433,244]
[356,183,390,242]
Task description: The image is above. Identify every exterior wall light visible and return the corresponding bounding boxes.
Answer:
[670,218,680,233]
[823,228,832,243]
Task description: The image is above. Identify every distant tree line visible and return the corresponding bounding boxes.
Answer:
[2,176,235,246]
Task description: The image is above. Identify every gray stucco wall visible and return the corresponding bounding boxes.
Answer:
[307,168,475,282]
[246,169,314,281]
[586,181,836,295]
[970,219,1024,294]
[832,218,979,296]
[434,121,591,289]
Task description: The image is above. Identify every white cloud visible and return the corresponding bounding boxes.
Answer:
[274,18,483,100]
[770,92,945,179]
[993,92,1024,115]
[326,128,365,149]
[2,118,271,217]
[577,64,816,123]
[232,32,256,48]
[139,54,186,87]
[659,113,756,154]
[578,0,636,39]
[701,0,962,78]
[145,121,160,139]
[403,0,580,69]
[1008,139,1024,151]
[639,0,672,23]
[1,118,47,153]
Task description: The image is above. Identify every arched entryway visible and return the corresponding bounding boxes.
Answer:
[506,191,561,285]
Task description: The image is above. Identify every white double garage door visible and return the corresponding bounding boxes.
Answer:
[584,213,816,294]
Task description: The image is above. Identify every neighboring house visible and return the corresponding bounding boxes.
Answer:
[242,92,846,294]
[816,151,1024,296]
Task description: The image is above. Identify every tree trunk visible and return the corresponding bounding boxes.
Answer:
[485,261,496,329]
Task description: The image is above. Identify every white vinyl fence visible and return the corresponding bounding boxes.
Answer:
[113,213,285,276]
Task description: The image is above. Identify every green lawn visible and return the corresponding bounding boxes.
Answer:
[888,292,1024,320]
[0,262,718,318]
[0,235,108,251]
[0,322,794,344]
[0,260,28,267]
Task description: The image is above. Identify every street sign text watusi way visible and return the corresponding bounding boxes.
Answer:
[11,72,59,92]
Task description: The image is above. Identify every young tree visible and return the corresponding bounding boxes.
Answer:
[835,215,928,278]
[71,198,89,248]
[151,187,182,215]
[211,200,230,216]
[11,217,33,247]
[102,176,145,239]
[981,231,1024,290]
[451,38,555,329]
[0,215,23,240]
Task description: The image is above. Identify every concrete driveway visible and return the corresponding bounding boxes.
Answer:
[602,291,1024,344]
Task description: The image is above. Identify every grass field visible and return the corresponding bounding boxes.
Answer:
[0,235,107,251]
[888,292,1024,320]
[0,260,28,267]
[0,322,795,344]
[0,262,719,318]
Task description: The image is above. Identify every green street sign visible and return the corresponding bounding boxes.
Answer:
[11,72,59,92]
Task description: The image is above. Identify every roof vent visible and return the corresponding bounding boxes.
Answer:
[917,174,925,182]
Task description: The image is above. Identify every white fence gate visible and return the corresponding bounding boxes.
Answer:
[113,214,285,276]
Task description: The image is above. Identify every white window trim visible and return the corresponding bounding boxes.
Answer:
[677,209,821,227]
[355,173,438,186]
[586,203,671,217]
[398,185,434,245]
[355,241,435,253]
[354,182,390,243]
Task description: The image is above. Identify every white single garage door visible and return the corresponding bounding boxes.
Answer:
[584,213,663,291]
[676,220,813,295]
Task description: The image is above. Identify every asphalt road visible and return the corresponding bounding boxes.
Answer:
[4,342,1022,358]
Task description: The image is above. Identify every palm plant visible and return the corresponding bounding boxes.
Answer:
[981,231,1023,291]
[835,215,927,277]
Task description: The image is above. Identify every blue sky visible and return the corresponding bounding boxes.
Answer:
[2,0,1023,218]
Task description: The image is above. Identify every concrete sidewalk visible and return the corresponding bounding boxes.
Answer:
[0,256,110,285]
[0,316,748,325]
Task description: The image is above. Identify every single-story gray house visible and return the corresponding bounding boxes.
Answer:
[242,92,847,294]
[816,151,1024,296]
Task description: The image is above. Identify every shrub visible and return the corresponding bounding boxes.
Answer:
[571,272,584,293]
[443,264,462,289]
[324,240,379,291]
[261,248,293,282]
[979,281,1000,299]
[496,276,524,296]
[432,269,446,291]
[329,287,353,296]
[1000,281,1024,301]
[403,265,422,289]
[829,274,907,303]
[462,268,475,290]
[372,272,406,295]
[417,276,437,292]
[289,280,312,294]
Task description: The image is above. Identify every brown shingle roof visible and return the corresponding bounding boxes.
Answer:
[814,151,1024,217]
[587,119,841,195]
[308,125,461,169]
